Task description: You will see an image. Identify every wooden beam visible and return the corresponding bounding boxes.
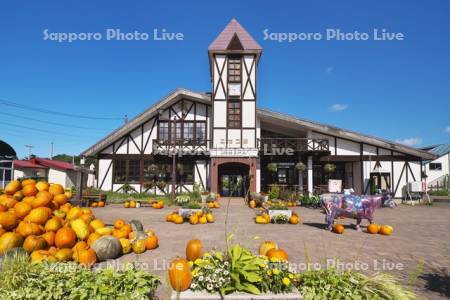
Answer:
[320,155,421,162]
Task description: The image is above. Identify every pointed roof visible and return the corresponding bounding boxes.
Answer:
[208,19,262,52]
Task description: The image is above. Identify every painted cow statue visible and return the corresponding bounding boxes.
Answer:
[320,192,394,231]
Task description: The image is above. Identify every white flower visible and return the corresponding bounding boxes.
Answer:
[207,284,213,290]
[191,283,197,289]
[198,276,204,281]
[224,261,229,266]
[223,270,229,275]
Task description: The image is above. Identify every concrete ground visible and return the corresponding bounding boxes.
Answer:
[92,199,450,300]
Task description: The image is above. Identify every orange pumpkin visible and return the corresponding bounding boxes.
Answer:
[55,248,73,261]
[289,215,300,224]
[0,195,17,208]
[259,241,278,256]
[168,257,192,292]
[189,214,199,225]
[367,223,380,234]
[45,217,63,232]
[87,233,101,247]
[30,250,56,263]
[145,235,159,250]
[91,202,98,208]
[114,219,126,229]
[0,232,24,255]
[5,180,21,195]
[112,229,128,239]
[0,211,18,230]
[49,184,64,196]
[79,213,94,225]
[120,224,132,235]
[55,227,77,249]
[16,221,44,237]
[266,248,289,262]
[41,231,56,247]
[73,241,89,251]
[333,224,345,234]
[53,194,68,206]
[186,239,202,261]
[13,202,32,219]
[22,196,35,205]
[97,201,105,207]
[23,235,47,253]
[21,179,36,187]
[31,193,52,208]
[25,207,50,225]
[173,215,184,224]
[22,184,38,197]
[36,181,50,192]
[73,248,97,267]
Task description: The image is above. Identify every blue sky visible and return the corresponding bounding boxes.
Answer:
[0,0,449,159]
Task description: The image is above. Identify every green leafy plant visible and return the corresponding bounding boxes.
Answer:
[269,201,288,210]
[268,185,280,200]
[191,252,231,294]
[260,261,299,294]
[175,194,191,206]
[266,163,277,173]
[271,214,289,224]
[182,201,201,209]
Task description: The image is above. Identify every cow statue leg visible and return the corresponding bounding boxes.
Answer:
[356,218,362,231]
[327,209,337,231]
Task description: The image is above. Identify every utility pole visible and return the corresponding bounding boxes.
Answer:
[50,142,54,159]
[24,145,33,160]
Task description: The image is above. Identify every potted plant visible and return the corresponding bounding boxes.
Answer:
[266,162,277,173]
[179,201,202,218]
[295,162,306,171]
[323,163,336,173]
[201,191,210,203]
[268,201,292,220]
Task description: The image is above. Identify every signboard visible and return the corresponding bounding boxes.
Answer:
[328,179,342,193]
[209,148,258,157]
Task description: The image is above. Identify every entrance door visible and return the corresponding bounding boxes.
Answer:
[218,163,249,197]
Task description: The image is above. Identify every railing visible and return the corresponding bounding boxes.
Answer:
[258,138,329,153]
[152,139,209,155]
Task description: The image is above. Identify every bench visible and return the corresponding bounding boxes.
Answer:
[80,194,107,207]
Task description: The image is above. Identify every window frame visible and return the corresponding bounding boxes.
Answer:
[227,99,241,129]
[429,162,442,171]
[228,56,242,83]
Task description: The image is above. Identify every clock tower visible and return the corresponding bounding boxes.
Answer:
[208,19,262,193]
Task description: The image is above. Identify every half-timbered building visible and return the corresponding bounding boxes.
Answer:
[81,19,435,198]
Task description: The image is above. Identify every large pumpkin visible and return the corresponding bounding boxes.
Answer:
[23,235,47,253]
[0,211,18,230]
[259,241,278,256]
[119,238,131,254]
[49,184,64,196]
[55,248,73,261]
[4,180,21,195]
[92,236,122,261]
[73,248,97,267]
[266,248,289,262]
[71,218,90,241]
[16,221,44,237]
[0,232,24,255]
[14,202,32,219]
[22,184,38,197]
[186,239,202,261]
[36,181,50,192]
[145,235,159,250]
[55,227,77,249]
[168,257,192,292]
[41,231,56,247]
[25,207,50,225]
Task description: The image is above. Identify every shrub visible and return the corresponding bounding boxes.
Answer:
[175,194,191,206]
[429,189,449,196]
[268,186,280,200]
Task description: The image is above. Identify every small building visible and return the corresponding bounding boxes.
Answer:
[13,157,77,188]
[0,140,17,189]
[422,144,450,190]
[81,19,436,198]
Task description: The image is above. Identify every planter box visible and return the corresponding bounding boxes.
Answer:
[430,195,450,203]
[171,289,302,300]
[268,209,292,219]
[178,208,202,218]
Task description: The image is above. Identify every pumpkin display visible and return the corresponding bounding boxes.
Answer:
[41,231,56,247]
[289,215,300,224]
[119,238,131,254]
[14,202,32,219]
[36,181,50,192]
[22,184,38,197]
[49,184,64,196]
[30,250,56,263]
[55,248,73,261]
[73,248,97,267]
[367,223,381,234]
[0,232,24,255]
[259,241,278,256]
[23,235,47,253]
[25,207,50,225]
[266,248,289,262]
[186,239,202,261]
[333,224,345,234]
[189,214,199,225]
[132,239,146,254]
[55,227,77,249]
[0,211,18,230]
[114,219,126,229]
[92,236,122,261]
[16,221,44,237]
[71,218,90,241]
[5,180,21,195]
[168,257,192,292]
[379,225,394,235]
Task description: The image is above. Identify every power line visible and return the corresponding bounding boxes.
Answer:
[0,98,124,120]
[0,120,99,138]
[0,112,113,131]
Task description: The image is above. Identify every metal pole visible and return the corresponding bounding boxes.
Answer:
[50,142,54,159]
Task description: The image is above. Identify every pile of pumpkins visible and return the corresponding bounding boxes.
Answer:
[0,179,158,266]
[259,240,289,261]
[166,211,215,225]
[151,200,164,209]
[255,212,300,224]
[123,200,140,208]
[367,223,394,235]
[90,201,105,208]
[207,201,220,209]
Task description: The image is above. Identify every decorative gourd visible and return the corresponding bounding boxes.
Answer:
[41,231,56,247]
[92,236,122,261]
[55,248,73,261]
[333,224,345,234]
[367,223,381,234]
[259,241,278,256]
[95,227,113,236]
[49,184,64,196]
[71,218,90,241]
[16,221,44,237]
[25,207,50,225]
[89,219,105,231]
[73,248,97,267]
[14,202,32,219]
[119,238,131,254]
[22,184,38,197]
[5,180,21,195]
[186,239,202,261]
[132,239,146,254]
[23,235,47,253]
[0,232,24,255]
[0,211,18,230]
[44,217,63,232]
[266,248,289,262]
[379,225,394,235]
[55,227,77,249]
[66,207,83,220]
[31,250,56,263]
[168,257,192,292]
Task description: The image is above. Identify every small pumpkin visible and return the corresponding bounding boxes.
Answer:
[189,214,199,225]
[333,224,345,234]
[129,201,136,208]
[21,178,36,186]
[49,184,64,196]
[114,219,126,229]
[379,225,394,235]
[123,201,130,208]
[112,229,129,239]
[87,233,101,247]
[71,218,90,240]
[259,241,278,256]
[23,235,47,253]
[16,221,44,237]
[5,180,21,195]
[41,231,56,247]
[132,239,146,254]
[73,248,97,267]
[36,181,50,192]
[13,190,24,201]
[55,248,73,261]
[22,184,38,197]
[89,219,105,231]
[53,194,68,206]
[205,213,214,223]
[45,217,63,232]
[266,248,288,262]
[367,223,381,234]
[173,215,184,224]
[13,202,31,220]
[186,239,202,261]
[145,235,159,250]
[55,227,77,249]
[95,227,113,236]
[31,192,52,208]
[66,207,83,220]
[92,235,123,261]
[97,201,105,207]
[119,238,131,254]
[31,250,56,263]
[0,211,18,230]
[73,241,89,251]
[0,232,24,255]
[0,195,17,208]
[289,215,300,224]
[168,257,192,292]
[198,215,207,224]
[25,207,50,225]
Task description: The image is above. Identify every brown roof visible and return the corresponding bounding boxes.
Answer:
[208,19,262,52]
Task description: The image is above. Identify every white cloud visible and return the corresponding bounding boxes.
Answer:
[446,126,450,133]
[329,104,348,112]
[395,137,422,146]
[325,66,334,74]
